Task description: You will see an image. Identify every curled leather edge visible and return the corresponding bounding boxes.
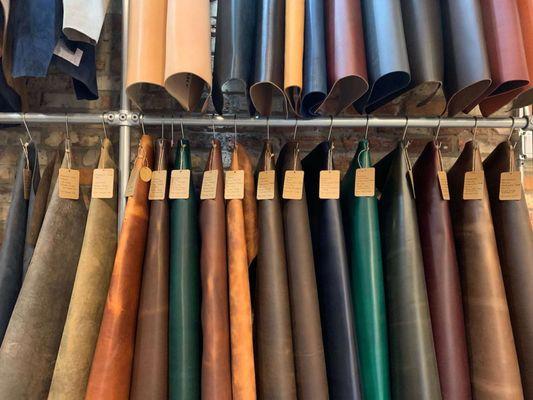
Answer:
[283,0,304,116]
[250,80,288,118]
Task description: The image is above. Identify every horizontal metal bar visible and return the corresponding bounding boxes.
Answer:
[0,112,118,125]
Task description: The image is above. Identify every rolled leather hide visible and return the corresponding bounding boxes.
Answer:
[250,0,287,116]
[441,0,491,116]
[0,141,37,341]
[448,141,524,400]
[169,139,201,400]
[62,0,110,44]
[340,140,391,400]
[165,0,212,112]
[355,0,410,114]
[483,142,533,399]
[374,142,442,400]
[254,141,297,399]
[212,0,257,115]
[474,0,529,116]
[512,0,533,109]
[0,152,88,399]
[85,135,154,400]
[199,140,232,400]
[412,141,471,400]
[227,144,257,399]
[301,0,327,117]
[276,142,329,400]
[48,138,117,400]
[302,141,361,400]
[130,139,170,400]
[283,0,304,115]
[318,0,368,116]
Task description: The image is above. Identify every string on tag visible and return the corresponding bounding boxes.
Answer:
[180,116,185,140]
[211,115,216,141]
[472,117,479,172]
[363,115,370,141]
[234,114,238,149]
[327,141,334,171]
[140,114,146,136]
[292,142,300,171]
[266,117,270,141]
[161,119,165,139]
[21,113,33,143]
[65,114,72,170]
[293,118,298,141]
[434,116,442,145]
[179,140,185,170]
[19,138,30,170]
[327,117,334,142]
[357,140,369,169]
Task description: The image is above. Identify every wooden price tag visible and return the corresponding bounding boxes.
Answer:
[354,168,375,197]
[283,170,304,200]
[201,170,218,200]
[319,170,340,199]
[257,170,275,200]
[92,168,114,199]
[148,170,168,200]
[437,171,450,201]
[124,165,139,197]
[463,171,484,200]
[23,169,31,200]
[140,166,152,182]
[169,169,191,199]
[499,171,522,201]
[58,168,80,200]
[225,170,245,200]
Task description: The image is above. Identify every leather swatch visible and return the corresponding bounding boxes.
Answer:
[254,141,297,399]
[356,0,410,114]
[374,142,442,400]
[250,0,287,116]
[475,0,529,116]
[302,141,362,400]
[0,142,37,341]
[513,0,533,109]
[0,152,88,400]
[227,144,257,400]
[199,140,232,400]
[212,0,257,115]
[441,0,491,116]
[340,140,391,400]
[130,139,170,400]
[284,0,304,115]
[48,138,117,400]
[165,0,212,112]
[412,141,471,400]
[484,142,533,399]
[169,140,201,400]
[319,0,368,116]
[85,135,154,400]
[448,141,524,399]
[277,142,329,400]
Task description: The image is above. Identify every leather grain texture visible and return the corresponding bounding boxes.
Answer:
[254,141,297,399]
[340,140,391,400]
[284,0,304,115]
[0,152,88,400]
[199,140,232,400]
[441,0,491,116]
[85,135,154,400]
[130,139,170,400]
[48,138,117,400]
[484,142,533,399]
[413,141,471,400]
[277,142,329,400]
[513,0,533,109]
[448,141,524,400]
[374,142,442,400]
[169,140,201,400]
[302,141,362,400]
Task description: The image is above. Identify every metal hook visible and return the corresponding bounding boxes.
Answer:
[65,114,70,140]
[211,114,216,141]
[327,116,334,142]
[266,117,270,141]
[101,113,108,140]
[233,114,238,147]
[401,116,409,142]
[363,115,370,141]
[161,119,165,139]
[180,117,185,140]
[434,116,442,144]
[293,118,299,141]
[21,113,33,142]
[472,116,478,142]
[507,116,517,143]
[140,114,146,136]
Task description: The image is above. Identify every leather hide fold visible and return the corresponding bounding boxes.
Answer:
[283,0,304,115]
[512,0,533,109]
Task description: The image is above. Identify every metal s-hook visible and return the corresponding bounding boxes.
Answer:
[401,116,409,143]
[180,117,185,140]
[434,116,442,145]
[293,118,299,141]
[266,117,270,141]
[507,116,517,145]
[161,118,165,139]
[140,114,147,136]
[64,114,72,170]
[233,114,238,148]
[65,113,70,140]
[211,114,216,142]
[21,113,33,142]
[327,116,334,142]
[472,116,479,143]
[363,115,370,141]
[101,113,108,140]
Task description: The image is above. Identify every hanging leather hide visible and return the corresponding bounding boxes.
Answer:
[227,144,257,399]
[48,138,117,400]
[254,140,297,399]
[169,139,201,400]
[199,140,232,400]
[374,142,442,400]
[85,135,154,400]
[412,141,471,400]
[165,0,212,112]
[355,0,410,114]
[300,0,327,117]
[283,0,304,115]
[302,141,362,400]
[277,142,329,400]
[0,152,88,399]
[512,0,533,109]
[340,140,391,400]
[318,0,368,116]
[441,0,491,116]
[0,141,38,341]
[448,141,524,399]
[130,139,170,400]
[212,0,257,115]
[483,142,533,399]
[62,0,110,44]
